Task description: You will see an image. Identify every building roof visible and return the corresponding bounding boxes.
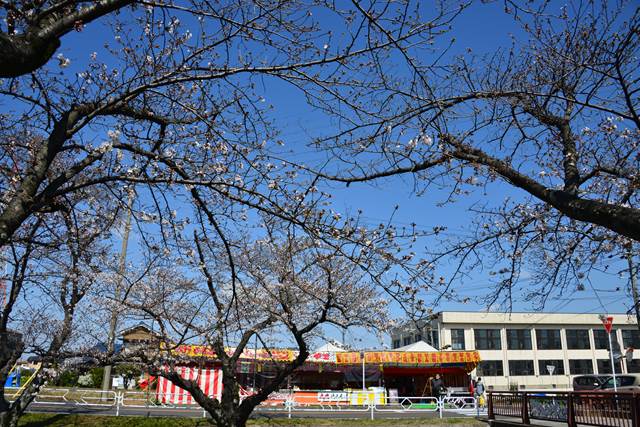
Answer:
[119,323,162,340]
[395,340,438,352]
[313,342,346,352]
[438,311,637,326]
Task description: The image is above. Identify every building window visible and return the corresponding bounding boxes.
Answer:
[622,330,640,348]
[569,359,593,375]
[392,339,400,349]
[414,334,422,343]
[451,329,465,350]
[507,329,532,350]
[429,330,440,349]
[509,360,534,376]
[566,329,590,349]
[403,336,412,346]
[474,329,502,350]
[597,359,622,374]
[538,360,565,375]
[536,329,562,350]
[477,361,503,377]
[628,359,640,373]
[593,329,615,349]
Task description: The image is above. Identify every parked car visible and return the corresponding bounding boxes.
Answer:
[573,375,610,391]
[599,374,640,391]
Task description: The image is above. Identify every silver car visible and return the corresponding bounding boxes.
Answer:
[600,375,640,391]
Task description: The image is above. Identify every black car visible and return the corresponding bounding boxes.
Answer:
[573,375,611,391]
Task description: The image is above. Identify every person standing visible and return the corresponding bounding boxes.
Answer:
[474,377,486,408]
[431,374,445,399]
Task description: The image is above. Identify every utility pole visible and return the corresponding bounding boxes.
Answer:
[608,330,618,392]
[0,280,5,309]
[252,334,258,391]
[101,189,135,393]
[627,242,640,328]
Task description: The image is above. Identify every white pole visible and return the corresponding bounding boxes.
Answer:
[608,331,618,392]
[361,351,366,391]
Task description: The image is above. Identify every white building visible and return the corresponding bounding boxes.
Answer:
[390,311,640,390]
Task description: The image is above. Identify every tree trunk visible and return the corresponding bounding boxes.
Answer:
[0,405,19,427]
[0,392,11,427]
[196,364,250,427]
[0,331,24,427]
[0,33,60,78]
[0,373,49,427]
[219,371,242,427]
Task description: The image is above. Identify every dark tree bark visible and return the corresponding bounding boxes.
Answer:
[0,33,60,78]
[0,0,133,78]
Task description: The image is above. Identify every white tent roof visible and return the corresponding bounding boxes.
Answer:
[313,342,346,352]
[395,340,438,352]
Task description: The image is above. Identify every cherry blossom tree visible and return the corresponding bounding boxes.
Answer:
[315,0,640,309]
[0,191,117,427]
[0,1,459,425]
[120,229,392,427]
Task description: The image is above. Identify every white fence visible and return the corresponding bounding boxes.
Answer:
[20,387,485,419]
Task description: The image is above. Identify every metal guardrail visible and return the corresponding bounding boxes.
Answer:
[34,388,117,406]
[121,391,198,408]
[20,387,483,419]
[374,396,439,412]
[489,390,640,427]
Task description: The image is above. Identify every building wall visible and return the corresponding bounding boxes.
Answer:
[390,312,638,390]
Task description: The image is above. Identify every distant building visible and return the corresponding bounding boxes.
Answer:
[120,324,161,350]
[390,311,640,390]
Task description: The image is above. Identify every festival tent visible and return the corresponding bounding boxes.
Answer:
[155,344,481,404]
[395,340,438,352]
[312,342,346,353]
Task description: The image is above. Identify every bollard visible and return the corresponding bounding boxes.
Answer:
[522,392,530,425]
[439,396,443,418]
[370,402,374,420]
[488,391,495,420]
[115,392,121,417]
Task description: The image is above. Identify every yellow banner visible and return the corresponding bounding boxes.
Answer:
[170,345,296,362]
[167,343,480,366]
[336,351,480,365]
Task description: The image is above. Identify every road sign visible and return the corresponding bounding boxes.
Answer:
[599,315,618,392]
[546,365,555,376]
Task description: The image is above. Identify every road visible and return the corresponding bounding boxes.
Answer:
[27,401,484,420]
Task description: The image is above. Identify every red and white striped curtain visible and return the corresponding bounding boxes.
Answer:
[156,366,223,404]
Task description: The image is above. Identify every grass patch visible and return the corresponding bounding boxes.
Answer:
[19,413,484,427]
[18,413,207,426]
